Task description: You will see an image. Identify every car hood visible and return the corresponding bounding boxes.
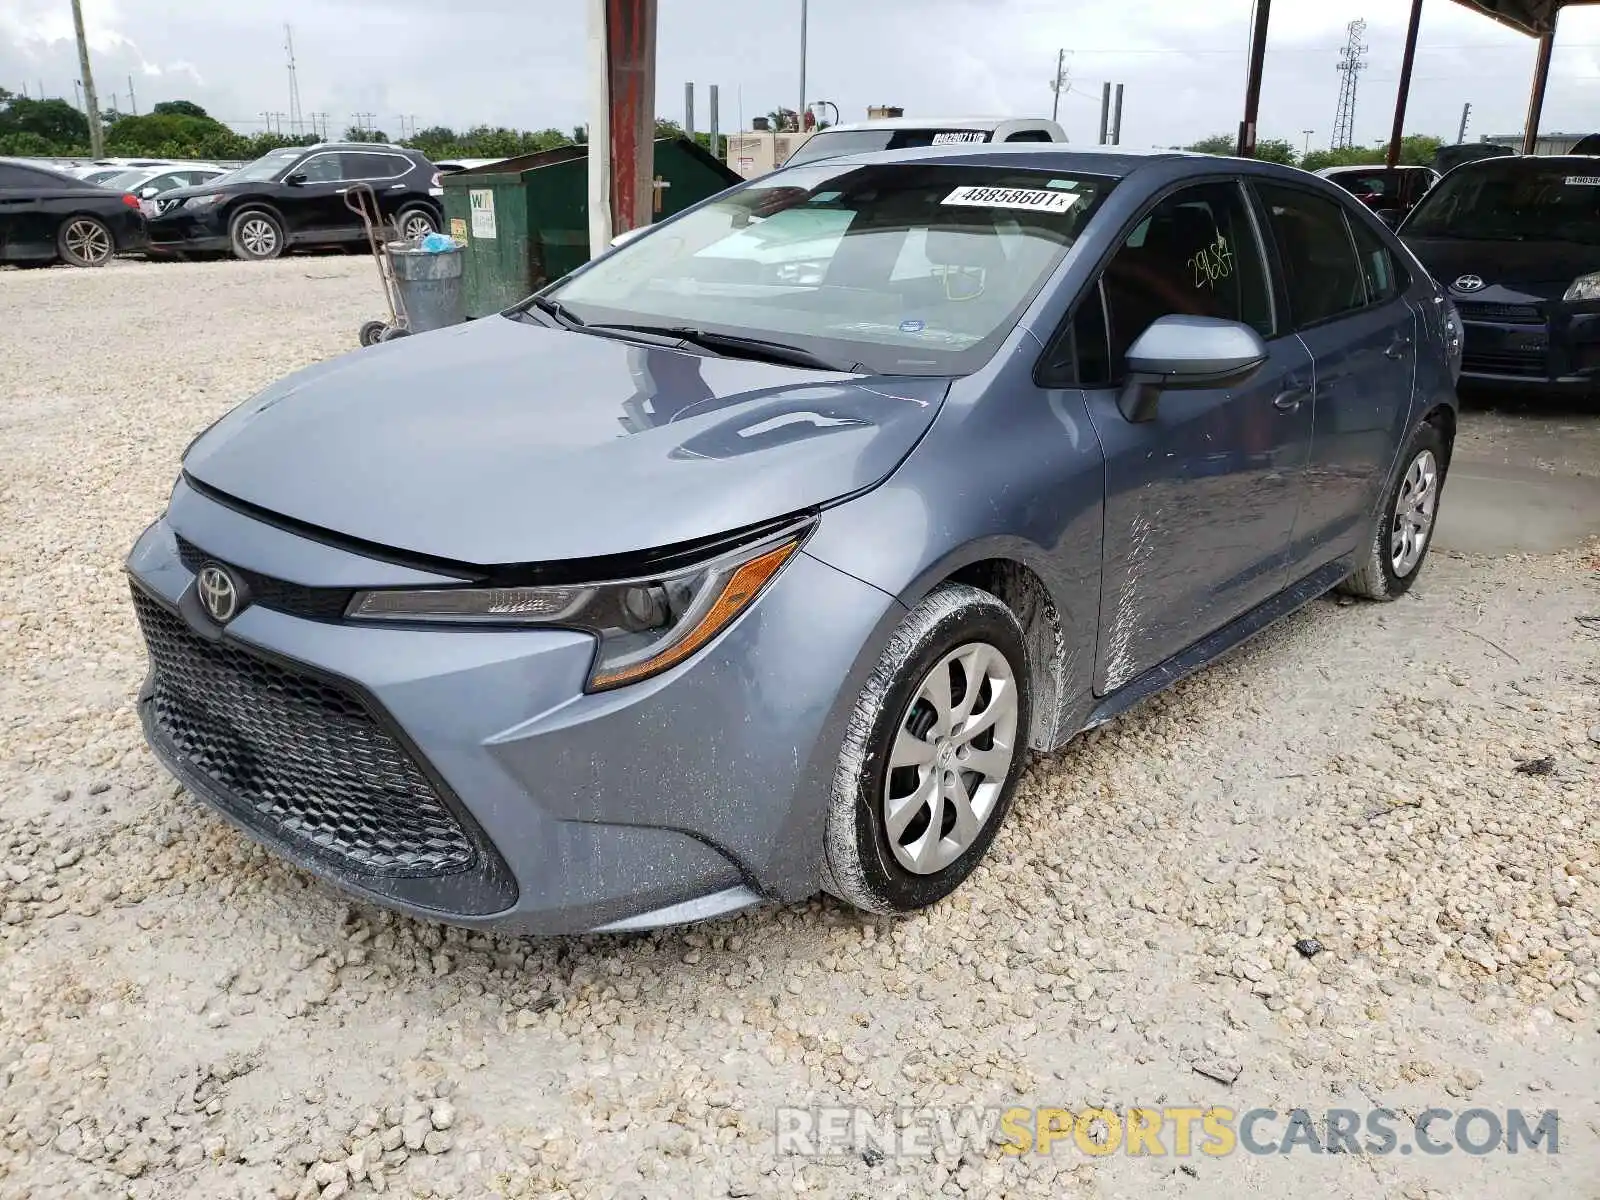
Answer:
[183,316,951,567]
[1403,235,1600,292]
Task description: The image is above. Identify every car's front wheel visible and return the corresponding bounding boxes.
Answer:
[823,584,1032,914]
[57,216,114,267]
[230,209,285,262]
[1339,419,1449,600]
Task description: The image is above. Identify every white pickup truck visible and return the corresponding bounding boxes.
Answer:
[782,117,1068,168]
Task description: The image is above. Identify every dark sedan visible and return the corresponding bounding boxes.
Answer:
[0,159,146,267]
[145,143,442,261]
[1402,155,1600,391]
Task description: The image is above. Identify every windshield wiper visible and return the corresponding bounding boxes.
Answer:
[525,295,586,328]
[585,324,856,371]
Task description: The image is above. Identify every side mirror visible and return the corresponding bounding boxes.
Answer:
[1119,315,1268,423]
[609,226,649,249]
[285,172,308,187]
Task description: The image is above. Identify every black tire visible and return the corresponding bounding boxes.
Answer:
[376,325,411,342]
[358,320,388,347]
[229,209,285,262]
[1339,420,1449,600]
[823,583,1033,914]
[57,216,115,267]
[394,205,438,242]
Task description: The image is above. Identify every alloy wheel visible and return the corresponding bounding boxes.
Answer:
[400,212,435,241]
[65,219,112,265]
[881,641,1019,875]
[1391,448,1439,577]
[240,218,278,258]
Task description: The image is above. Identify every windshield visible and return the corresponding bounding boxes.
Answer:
[783,128,994,167]
[1405,160,1600,243]
[213,147,303,185]
[543,162,1109,375]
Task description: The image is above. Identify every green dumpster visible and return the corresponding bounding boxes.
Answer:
[441,137,742,318]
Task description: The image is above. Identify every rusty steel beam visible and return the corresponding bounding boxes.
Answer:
[1386,0,1426,168]
[1523,22,1556,153]
[1237,0,1272,157]
[587,0,657,255]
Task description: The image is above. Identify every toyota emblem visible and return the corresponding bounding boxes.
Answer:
[197,564,240,623]
[1452,274,1486,293]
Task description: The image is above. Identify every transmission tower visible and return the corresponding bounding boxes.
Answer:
[284,23,305,138]
[1331,18,1368,150]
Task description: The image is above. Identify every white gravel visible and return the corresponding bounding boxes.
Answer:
[1,258,1597,1200]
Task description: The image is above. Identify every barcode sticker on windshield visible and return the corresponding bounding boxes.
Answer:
[1567,176,1600,186]
[942,185,1081,213]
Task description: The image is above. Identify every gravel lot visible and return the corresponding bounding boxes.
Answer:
[2,258,1597,1200]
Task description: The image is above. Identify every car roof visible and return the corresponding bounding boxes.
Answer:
[820,116,1052,133]
[1445,153,1600,174]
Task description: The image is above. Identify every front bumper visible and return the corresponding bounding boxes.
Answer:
[145,209,229,254]
[125,482,901,934]
[1457,294,1600,390]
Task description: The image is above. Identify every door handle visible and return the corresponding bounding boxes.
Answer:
[1385,335,1413,360]
[1272,387,1312,412]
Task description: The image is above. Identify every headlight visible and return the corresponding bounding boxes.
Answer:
[181,194,225,211]
[346,525,809,691]
[1564,272,1600,303]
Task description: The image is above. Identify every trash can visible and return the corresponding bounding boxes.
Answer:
[386,241,466,333]
[442,137,743,318]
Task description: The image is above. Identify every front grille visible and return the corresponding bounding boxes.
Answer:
[1456,301,1543,325]
[132,587,475,877]
[1461,348,1548,378]
[175,535,353,621]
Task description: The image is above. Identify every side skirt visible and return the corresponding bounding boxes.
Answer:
[1076,557,1354,734]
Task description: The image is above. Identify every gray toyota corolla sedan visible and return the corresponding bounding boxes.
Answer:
[127,146,1461,933]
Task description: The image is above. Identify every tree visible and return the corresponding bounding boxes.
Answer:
[1185,134,1238,157]
[153,99,209,118]
[1299,144,1385,172]
[764,107,800,132]
[0,95,91,147]
[343,126,389,143]
[70,0,105,155]
[1254,138,1298,166]
[572,124,588,145]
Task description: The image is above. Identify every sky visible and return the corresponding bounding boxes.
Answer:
[4,0,1600,151]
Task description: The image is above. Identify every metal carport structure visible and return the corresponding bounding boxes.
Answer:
[1238,0,1600,164]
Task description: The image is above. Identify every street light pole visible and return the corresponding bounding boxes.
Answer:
[1302,129,1314,156]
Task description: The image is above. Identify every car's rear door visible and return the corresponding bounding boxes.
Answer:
[0,164,67,260]
[1056,179,1316,693]
[1253,182,1417,573]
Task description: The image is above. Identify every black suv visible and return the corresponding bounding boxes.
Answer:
[146,143,442,261]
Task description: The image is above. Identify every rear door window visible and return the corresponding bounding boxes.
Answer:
[346,152,410,180]
[1255,184,1368,328]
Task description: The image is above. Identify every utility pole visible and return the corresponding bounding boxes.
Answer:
[797,0,808,132]
[285,24,304,137]
[1332,18,1368,150]
[1097,81,1111,144]
[1237,0,1272,157]
[1051,48,1066,122]
[1111,83,1124,145]
[127,73,137,115]
[1457,101,1472,143]
[1302,128,1314,156]
[70,0,105,155]
[685,82,695,139]
[709,83,721,159]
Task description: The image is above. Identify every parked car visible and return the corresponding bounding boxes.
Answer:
[782,117,1067,168]
[1401,154,1600,392]
[144,143,443,261]
[69,159,179,184]
[1432,142,1515,176]
[0,158,146,267]
[1317,164,1439,220]
[127,146,1457,933]
[99,164,229,219]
